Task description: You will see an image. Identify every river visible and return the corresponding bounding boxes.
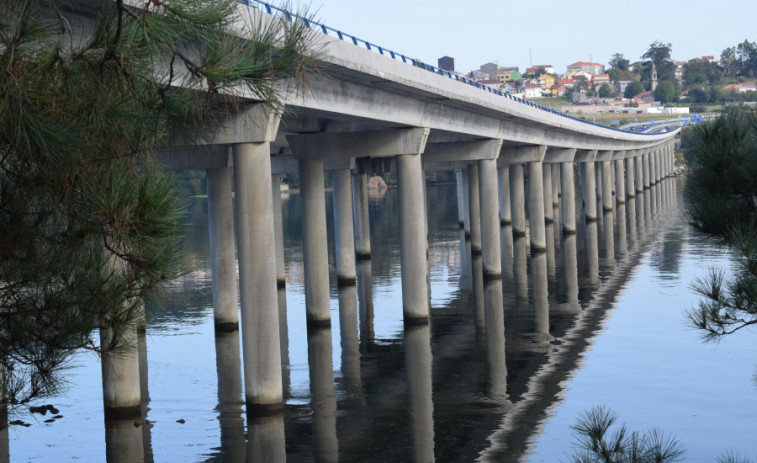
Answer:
[10,179,757,462]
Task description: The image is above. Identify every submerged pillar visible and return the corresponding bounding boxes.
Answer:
[398,153,431,322]
[332,168,357,286]
[352,172,371,260]
[479,158,502,279]
[510,164,526,236]
[601,160,613,212]
[561,161,576,234]
[271,174,286,289]
[615,158,626,204]
[635,155,644,194]
[231,107,283,413]
[101,320,141,419]
[299,158,331,326]
[542,163,554,223]
[582,162,597,221]
[467,163,482,254]
[206,166,239,330]
[498,166,511,225]
[527,161,547,253]
[625,157,636,199]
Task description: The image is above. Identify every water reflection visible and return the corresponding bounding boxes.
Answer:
[213,331,245,461]
[404,324,434,463]
[105,419,145,463]
[307,327,338,462]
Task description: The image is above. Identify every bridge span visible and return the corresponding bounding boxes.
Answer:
[89,0,680,425]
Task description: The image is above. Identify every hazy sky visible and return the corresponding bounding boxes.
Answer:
[296,0,757,74]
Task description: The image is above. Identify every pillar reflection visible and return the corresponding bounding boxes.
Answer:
[105,419,145,463]
[247,413,286,463]
[530,252,551,345]
[356,260,374,347]
[513,236,529,303]
[307,327,338,462]
[602,211,615,265]
[584,220,599,288]
[471,254,486,331]
[214,330,246,461]
[338,285,363,399]
[616,203,627,261]
[562,234,579,310]
[404,324,435,463]
[501,224,514,280]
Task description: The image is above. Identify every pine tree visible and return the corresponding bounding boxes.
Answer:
[0,0,315,406]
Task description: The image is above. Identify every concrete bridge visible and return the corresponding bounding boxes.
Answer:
[91,0,680,426]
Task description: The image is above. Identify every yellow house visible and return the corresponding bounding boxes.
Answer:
[538,73,555,90]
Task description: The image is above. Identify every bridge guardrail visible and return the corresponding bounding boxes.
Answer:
[244,0,661,135]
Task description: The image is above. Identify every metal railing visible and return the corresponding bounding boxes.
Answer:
[244,0,655,135]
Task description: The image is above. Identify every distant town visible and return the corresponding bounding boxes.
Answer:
[436,40,757,123]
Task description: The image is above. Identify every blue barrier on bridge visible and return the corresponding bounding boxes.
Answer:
[243,0,658,135]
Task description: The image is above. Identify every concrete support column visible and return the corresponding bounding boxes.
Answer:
[625,158,635,199]
[299,158,331,326]
[397,153,430,323]
[614,159,626,204]
[233,140,283,413]
[601,160,613,212]
[552,164,561,208]
[542,163,554,223]
[467,163,482,254]
[271,174,286,289]
[351,173,371,260]
[527,161,547,252]
[650,151,657,184]
[461,169,471,236]
[635,156,644,193]
[478,158,502,279]
[206,167,239,330]
[456,170,466,227]
[333,169,357,286]
[510,164,526,236]
[101,322,141,419]
[498,166,511,225]
[642,154,651,189]
[561,162,576,234]
[582,162,597,221]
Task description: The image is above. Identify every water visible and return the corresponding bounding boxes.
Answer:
[9,180,757,462]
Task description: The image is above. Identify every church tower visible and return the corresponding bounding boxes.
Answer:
[651,62,658,91]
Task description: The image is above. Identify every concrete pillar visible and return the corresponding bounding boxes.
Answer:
[479,158,502,279]
[561,162,576,234]
[351,173,371,260]
[635,155,644,193]
[542,163,554,223]
[614,159,626,204]
[299,158,331,326]
[461,168,471,236]
[357,260,374,345]
[513,236,529,302]
[467,163,482,254]
[582,162,597,221]
[649,151,657,184]
[552,164,561,208]
[456,170,466,227]
[510,164,526,236]
[397,153,430,323]
[642,153,651,189]
[101,321,141,419]
[214,330,246,460]
[232,140,283,413]
[332,169,357,286]
[531,252,550,343]
[527,161,547,253]
[498,166,511,225]
[271,174,286,289]
[563,234,579,307]
[625,158,635,199]
[601,160,613,212]
[595,162,603,201]
[206,167,238,330]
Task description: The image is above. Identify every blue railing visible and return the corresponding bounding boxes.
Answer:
[244,0,654,135]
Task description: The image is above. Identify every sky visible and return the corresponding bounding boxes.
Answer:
[286,0,757,75]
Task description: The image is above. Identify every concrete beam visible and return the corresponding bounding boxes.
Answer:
[423,139,503,163]
[595,150,614,162]
[287,128,430,160]
[574,149,597,163]
[498,145,547,165]
[157,144,230,171]
[543,147,577,164]
[612,150,626,161]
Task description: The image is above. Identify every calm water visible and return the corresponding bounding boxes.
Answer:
[10,180,757,462]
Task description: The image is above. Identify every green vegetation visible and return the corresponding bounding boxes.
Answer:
[0,0,315,407]
[569,406,685,463]
[684,106,757,339]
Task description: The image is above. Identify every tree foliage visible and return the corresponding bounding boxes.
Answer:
[684,107,757,340]
[598,83,615,98]
[641,41,676,83]
[654,80,678,103]
[0,0,316,406]
[624,81,645,99]
[569,406,685,463]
